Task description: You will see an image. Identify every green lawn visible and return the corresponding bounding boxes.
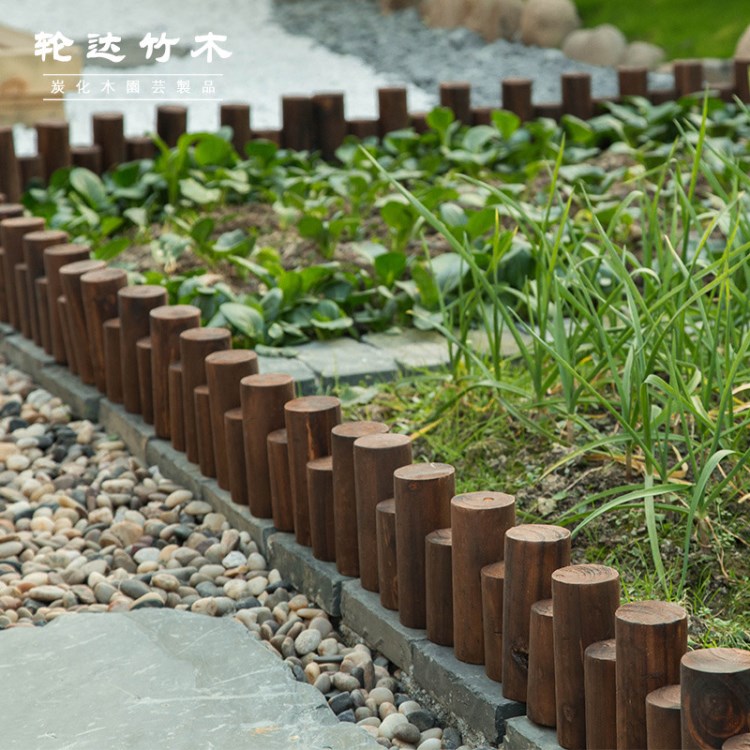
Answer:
[574,0,747,59]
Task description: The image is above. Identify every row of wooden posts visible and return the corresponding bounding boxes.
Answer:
[1,58,750,201]
[0,199,749,749]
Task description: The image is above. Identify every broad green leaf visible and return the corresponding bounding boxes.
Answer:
[70,168,107,208]
[179,178,220,204]
[374,252,407,286]
[220,302,264,339]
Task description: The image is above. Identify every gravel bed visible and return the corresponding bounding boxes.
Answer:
[0,357,493,750]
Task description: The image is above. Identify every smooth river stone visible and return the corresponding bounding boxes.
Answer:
[27,585,66,602]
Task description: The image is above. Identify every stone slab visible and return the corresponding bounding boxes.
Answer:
[266,531,351,617]
[0,609,377,750]
[201,478,277,555]
[294,339,398,386]
[145,438,210,500]
[98,400,154,462]
[411,640,526,745]
[363,329,451,371]
[0,334,55,382]
[503,717,562,750]
[340,580,426,672]
[257,353,319,394]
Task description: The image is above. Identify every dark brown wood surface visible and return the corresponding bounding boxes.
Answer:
[307,455,336,562]
[14,264,31,338]
[426,528,454,646]
[440,82,472,124]
[282,96,314,151]
[36,121,71,181]
[527,598,556,727]
[1,217,45,329]
[156,105,187,148]
[92,112,125,171]
[377,87,409,136]
[168,362,185,452]
[0,126,21,203]
[481,561,505,682]
[103,318,122,403]
[584,639,617,750]
[136,337,154,424]
[267,428,293,531]
[502,78,533,121]
[220,104,251,154]
[194,385,214,477]
[225,407,248,507]
[376,498,398,611]
[646,684,681,750]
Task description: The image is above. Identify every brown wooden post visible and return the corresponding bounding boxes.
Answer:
[220,103,252,155]
[225,408,248,506]
[157,106,187,148]
[552,564,621,749]
[194,385,214,475]
[179,327,231,462]
[92,112,125,172]
[534,102,563,121]
[733,58,750,103]
[60,259,107,384]
[376,499,398,610]
[313,92,347,161]
[1,217,45,329]
[502,524,571,703]
[354,433,413,592]
[725,737,750,750]
[378,87,409,137]
[168,362,185,451]
[22,229,67,346]
[282,95,314,152]
[502,78,533,121]
[681,648,750,749]
[118,286,168,414]
[149,305,201,438]
[284,396,341,547]
[674,59,705,98]
[14,264,31,338]
[0,205,24,219]
[618,66,649,98]
[71,145,102,174]
[347,119,379,139]
[440,82,472,124]
[426,528,453,646]
[80,267,128,393]
[646,684,681,750]
[615,601,688,750]
[136,338,154,424]
[394,463,455,630]
[562,72,594,120]
[36,122,71,182]
[481,561,505,682]
[331,421,390,578]
[267,428,293,531]
[125,137,157,161]
[527,599,556,728]
[451,491,515,664]
[44,244,90,363]
[58,297,76,374]
[0,127,21,202]
[251,129,282,145]
[0,205,25,323]
[36,279,51,352]
[307,456,336,562]
[584,639,617,750]
[103,319,123,403]
[410,113,429,134]
[472,107,493,125]
[17,155,43,190]
[240,372,296,518]
[205,350,258,490]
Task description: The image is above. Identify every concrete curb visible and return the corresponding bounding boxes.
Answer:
[0,329,533,747]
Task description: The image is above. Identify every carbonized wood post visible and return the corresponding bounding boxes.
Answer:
[14,264,31,338]
[80,268,127,393]
[136,338,154,424]
[240,373,296,518]
[618,66,649,98]
[307,456,336,562]
[267,428,293,531]
[527,599,556,728]
[118,286,168,414]
[220,103,252,155]
[451,491,515,664]
[149,305,201,438]
[71,146,102,173]
[733,59,750,103]
[60,259,107,384]
[313,92,346,161]
[157,106,187,148]
[22,229,67,346]
[410,112,429,134]
[552,564,620,749]
[615,601,688,750]
[103,319,123,403]
[646,685,681,750]
[36,122,71,182]
[472,107,493,125]
[378,87,409,137]
[282,96,314,152]
[426,528,453,646]
[44,244,90,363]
[17,156,43,190]
[194,385,214,476]
[332,421,390,578]
[584,639,617,750]
[1,217,45,329]
[376,499,398,611]
[440,82,472,124]
[206,350,259,490]
[681,648,750,749]
[562,72,593,120]
[92,112,125,171]
[179,327,231,462]
[347,119,379,139]
[674,59,705,97]
[0,205,25,322]
[534,102,563,121]
[58,297,76,374]
[394,462,455,630]
[354,433,413,592]
[0,126,21,202]
[481,561,505,682]
[168,363,185,451]
[502,524,571,703]
[225,408,248,507]
[251,129,282,145]
[125,137,156,160]
[502,78,533,121]
[36,278,51,352]
[284,396,341,547]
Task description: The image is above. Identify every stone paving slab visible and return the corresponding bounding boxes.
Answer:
[503,717,562,750]
[257,353,319,394]
[363,329,452,372]
[294,339,398,387]
[0,609,377,750]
